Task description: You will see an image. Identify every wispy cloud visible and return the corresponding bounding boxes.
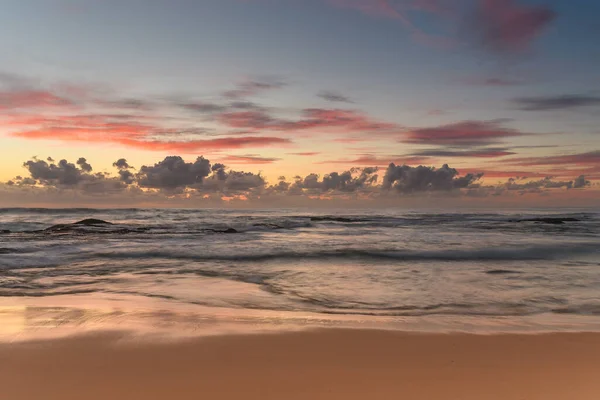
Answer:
[411,148,516,158]
[223,78,286,99]
[513,94,600,111]
[320,154,429,166]
[220,155,281,164]
[466,0,556,54]
[317,90,353,103]
[405,120,526,146]
[219,108,401,136]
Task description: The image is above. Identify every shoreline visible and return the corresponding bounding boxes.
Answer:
[2,329,600,399]
[4,296,600,342]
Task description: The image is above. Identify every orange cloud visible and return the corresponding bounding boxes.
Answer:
[8,113,291,152]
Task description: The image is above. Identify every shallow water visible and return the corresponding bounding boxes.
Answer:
[1,208,599,338]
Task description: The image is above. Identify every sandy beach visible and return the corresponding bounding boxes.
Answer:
[2,329,600,400]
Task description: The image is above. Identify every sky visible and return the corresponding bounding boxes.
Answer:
[0,0,599,207]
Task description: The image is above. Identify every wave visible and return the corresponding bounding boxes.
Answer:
[0,207,142,214]
[88,242,599,263]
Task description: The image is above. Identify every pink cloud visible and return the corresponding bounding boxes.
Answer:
[406,120,526,146]
[219,108,401,135]
[0,90,73,110]
[8,113,291,152]
[470,0,556,53]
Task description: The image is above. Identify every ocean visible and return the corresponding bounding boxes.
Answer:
[1,208,600,338]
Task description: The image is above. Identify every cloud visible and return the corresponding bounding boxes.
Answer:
[328,0,454,48]
[219,108,400,135]
[317,90,353,103]
[113,158,132,170]
[289,167,379,194]
[223,78,286,99]
[180,102,228,113]
[322,154,429,166]
[506,151,600,167]
[0,90,73,110]
[76,157,92,172]
[136,156,212,190]
[573,175,591,189]
[18,157,131,194]
[202,165,266,193]
[7,155,596,204]
[405,120,525,146]
[463,77,525,86]
[24,158,88,186]
[513,95,600,111]
[287,152,321,156]
[502,176,575,191]
[220,155,281,164]
[410,148,515,158]
[115,137,290,152]
[383,163,483,193]
[8,112,291,152]
[466,0,556,54]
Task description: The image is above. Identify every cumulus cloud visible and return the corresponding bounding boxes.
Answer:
[76,157,92,172]
[383,163,483,193]
[24,158,88,186]
[17,157,132,194]
[289,167,379,194]
[136,156,211,190]
[573,175,591,189]
[113,158,132,170]
[5,155,596,204]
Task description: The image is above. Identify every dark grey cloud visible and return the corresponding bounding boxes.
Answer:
[289,167,379,194]
[8,156,595,202]
[573,175,591,189]
[317,90,353,103]
[229,101,263,110]
[113,158,132,170]
[202,163,266,193]
[502,176,576,191]
[20,157,131,193]
[76,157,92,172]
[118,170,135,185]
[383,163,482,193]
[136,156,211,190]
[514,95,600,111]
[24,159,86,186]
[180,102,228,113]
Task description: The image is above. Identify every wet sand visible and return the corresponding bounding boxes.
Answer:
[1,329,600,400]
